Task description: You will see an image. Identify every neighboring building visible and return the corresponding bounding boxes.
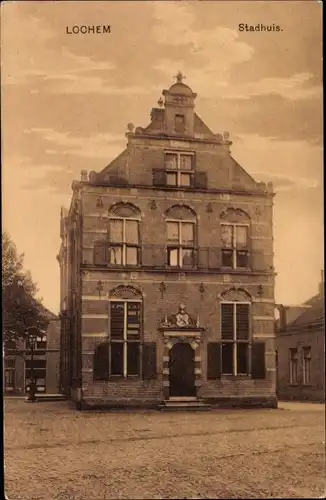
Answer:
[4,309,60,395]
[58,73,276,410]
[276,271,325,402]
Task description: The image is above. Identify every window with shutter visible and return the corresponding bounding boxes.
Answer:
[221,304,234,340]
[142,343,157,379]
[220,301,250,375]
[251,342,266,379]
[164,151,195,187]
[108,300,142,377]
[207,342,221,379]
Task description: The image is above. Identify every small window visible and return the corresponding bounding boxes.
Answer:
[165,152,194,187]
[303,347,311,385]
[175,114,185,134]
[289,348,298,384]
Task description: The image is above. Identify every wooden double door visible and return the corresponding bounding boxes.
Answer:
[168,342,196,397]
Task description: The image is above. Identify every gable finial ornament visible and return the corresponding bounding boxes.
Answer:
[174,71,186,83]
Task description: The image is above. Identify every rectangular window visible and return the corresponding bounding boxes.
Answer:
[167,220,195,268]
[5,358,15,369]
[289,348,298,384]
[109,301,141,377]
[303,347,311,385]
[221,223,249,269]
[109,218,139,266]
[221,302,250,375]
[4,369,15,390]
[165,151,194,187]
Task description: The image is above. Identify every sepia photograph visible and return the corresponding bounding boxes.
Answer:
[1,1,324,499]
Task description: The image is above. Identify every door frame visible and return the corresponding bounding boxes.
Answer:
[168,341,196,398]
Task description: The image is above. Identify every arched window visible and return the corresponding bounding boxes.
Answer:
[220,208,250,270]
[108,286,142,378]
[165,205,197,268]
[108,203,141,266]
[220,288,251,376]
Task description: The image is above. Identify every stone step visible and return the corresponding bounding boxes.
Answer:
[159,400,211,412]
[35,394,67,402]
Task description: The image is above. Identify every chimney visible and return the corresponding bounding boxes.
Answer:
[319,270,324,296]
[278,304,287,331]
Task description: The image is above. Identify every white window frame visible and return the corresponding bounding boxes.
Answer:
[302,347,311,385]
[166,218,196,267]
[109,298,142,378]
[108,216,140,266]
[165,151,194,187]
[221,222,250,269]
[220,301,251,376]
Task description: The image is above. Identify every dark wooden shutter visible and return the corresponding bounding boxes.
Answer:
[207,342,221,379]
[142,343,157,379]
[93,343,109,380]
[194,171,208,189]
[221,303,234,340]
[152,169,166,187]
[197,248,209,269]
[208,247,221,269]
[251,342,266,379]
[142,245,165,267]
[236,304,250,340]
[251,250,266,271]
[93,242,107,265]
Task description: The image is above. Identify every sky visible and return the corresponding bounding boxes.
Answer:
[1,1,323,314]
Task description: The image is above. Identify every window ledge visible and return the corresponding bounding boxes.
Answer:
[221,374,251,380]
[94,376,141,382]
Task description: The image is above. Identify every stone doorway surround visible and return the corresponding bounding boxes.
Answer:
[158,303,204,400]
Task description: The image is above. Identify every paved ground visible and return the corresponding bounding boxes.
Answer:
[4,399,325,500]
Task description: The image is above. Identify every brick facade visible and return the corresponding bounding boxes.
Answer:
[276,282,325,402]
[58,75,277,409]
[4,318,60,395]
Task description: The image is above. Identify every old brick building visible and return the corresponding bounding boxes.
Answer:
[4,311,60,395]
[276,271,325,402]
[58,73,277,410]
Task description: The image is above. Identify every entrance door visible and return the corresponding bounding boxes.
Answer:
[169,342,196,397]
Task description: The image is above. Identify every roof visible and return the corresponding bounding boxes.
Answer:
[37,301,58,321]
[168,82,194,96]
[289,294,324,328]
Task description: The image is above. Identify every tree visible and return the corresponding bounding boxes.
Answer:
[2,232,49,345]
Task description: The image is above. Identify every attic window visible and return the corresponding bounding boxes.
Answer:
[175,114,185,134]
[165,151,194,187]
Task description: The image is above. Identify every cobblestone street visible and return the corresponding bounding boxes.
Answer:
[4,399,325,499]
